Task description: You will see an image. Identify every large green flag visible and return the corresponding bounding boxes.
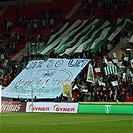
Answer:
[38,22,70,54]
[83,20,110,51]
[59,19,100,55]
[91,18,127,52]
[40,19,82,55]
[108,18,127,41]
[37,18,130,56]
[60,19,107,55]
[54,20,89,54]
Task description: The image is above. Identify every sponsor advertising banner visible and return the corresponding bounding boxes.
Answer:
[26,102,78,113]
[1,101,26,112]
[78,104,133,114]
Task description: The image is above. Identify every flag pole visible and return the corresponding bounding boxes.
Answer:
[31,85,33,112]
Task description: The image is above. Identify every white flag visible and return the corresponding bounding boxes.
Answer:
[122,72,126,80]
[130,71,133,82]
[98,80,106,87]
[130,59,133,68]
[86,64,95,83]
[118,61,125,68]
[72,85,79,90]
[113,59,119,64]
[81,89,88,92]
[111,81,118,86]
[104,56,113,66]
[129,35,133,43]
[124,57,129,61]
[94,68,101,73]
[104,56,108,64]
[113,52,117,58]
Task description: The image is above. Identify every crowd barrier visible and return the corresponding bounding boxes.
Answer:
[78,102,133,114]
[1,101,133,114]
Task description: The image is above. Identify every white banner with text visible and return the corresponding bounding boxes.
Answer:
[2,58,90,99]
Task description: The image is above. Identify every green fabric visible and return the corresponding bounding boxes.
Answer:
[37,18,129,56]
[39,20,82,55]
[91,19,127,53]
[54,20,90,54]
[0,69,5,74]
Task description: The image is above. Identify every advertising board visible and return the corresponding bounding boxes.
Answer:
[78,104,133,114]
[1,101,26,112]
[26,102,78,113]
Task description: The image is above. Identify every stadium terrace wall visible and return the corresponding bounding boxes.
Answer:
[78,102,133,114]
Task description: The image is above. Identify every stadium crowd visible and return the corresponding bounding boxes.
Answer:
[0,0,133,102]
[78,0,132,21]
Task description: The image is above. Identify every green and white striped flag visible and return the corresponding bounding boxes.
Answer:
[104,65,118,75]
[62,19,108,55]
[90,18,127,52]
[38,22,70,54]
[55,19,99,54]
[59,19,100,55]
[40,19,82,55]
[37,18,130,55]
[83,20,110,51]
[54,20,88,54]
[108,18,127,41]
[90,27,111,50]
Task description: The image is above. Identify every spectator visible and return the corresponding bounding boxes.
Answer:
[118,91,126,102]
[33,21,38,32]
[0,0,133,103]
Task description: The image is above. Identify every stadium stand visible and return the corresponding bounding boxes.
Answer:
[0,0,133,102]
